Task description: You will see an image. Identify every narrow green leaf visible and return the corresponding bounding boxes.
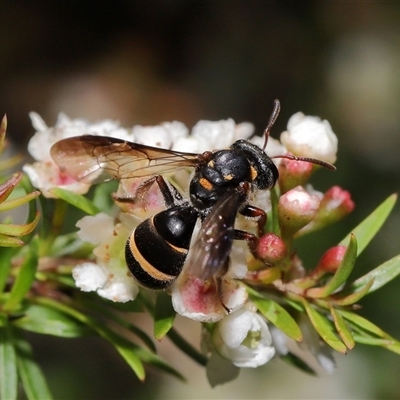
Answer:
[339,194,397,255]
[80,297,156,352]
[11,303,90,338]
[154,292,176,341]
[48,188,100,215]
[35,297,145,380]
[0,172,22,203]
[14,331,53,400]
[302,300,347,353]
[251,295,302,342]
[0,234,24,247]
[0,191,40,212]
[307,234,357,298]
[352,335,395,346]
[281,352,316,375]
[331,278,374,306]
[337,310,400,354]
[0,114,7,152]
[338,309,388,338]
[0,247,18,293]
[4,236,39,312]
[346,254,400,295]
[0,211,40,236]
[134,346,185,381]
[269,186,280,235]
[329,304,355,349]
[167,328,208,367]
[0,323,18,400]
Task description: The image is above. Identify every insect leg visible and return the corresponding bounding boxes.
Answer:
[239,205,267,237]
[114,175,183,208]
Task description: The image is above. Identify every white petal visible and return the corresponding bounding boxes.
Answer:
[76,213,115,245]
[72,262,107,292]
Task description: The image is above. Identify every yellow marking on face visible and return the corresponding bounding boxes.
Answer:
[199,177,213,191]
[250,166,258,181]
[208,160,215,168]
[223,174,234,181]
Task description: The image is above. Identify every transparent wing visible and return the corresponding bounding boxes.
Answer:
[50,135,200,184]
[185,190,243,280]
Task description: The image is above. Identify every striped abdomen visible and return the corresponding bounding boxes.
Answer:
[125,206,198,289]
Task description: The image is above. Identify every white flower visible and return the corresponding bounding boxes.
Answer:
[171,239,248,322]
[173,119,254,153]
[280,112,338,164]
[133,121,188,149]
[212,303,276,368]
[74,213,139,302]
[24,112,133,197]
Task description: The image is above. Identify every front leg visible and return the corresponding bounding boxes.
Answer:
[239,204,267,237]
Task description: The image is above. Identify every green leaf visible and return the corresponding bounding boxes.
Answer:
[0,114,7,152]
[92,180,118,212]
[167,328,208,367]
[14,330,53,400]
[329,304,355,349]
[0,247,18,293]
[134,345,185,381]
[0,323,18,400]
[339,310,400,354]
[48,188,100,215]
[0,190,40,212]
[0,234,24,247]
[352,335,396,346]
[0,172,22,204]
[302,299,347,353]
[331,278,374,306]
[346,254,400,295]
[307,234,357,298]
[4,236,39,312]
[250,294,302,342]
[35,297,145,380]
[339,193,397,255]
[80,297,156,352]
[268,186,280,235]
[0,211,40,236]
[154,292,176,341]
[11,303,91,338]
[281,352,316,375]
[338,309,386,338]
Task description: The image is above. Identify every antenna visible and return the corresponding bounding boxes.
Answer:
[262,99,281,151]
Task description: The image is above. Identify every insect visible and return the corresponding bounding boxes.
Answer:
[50,100,335,304]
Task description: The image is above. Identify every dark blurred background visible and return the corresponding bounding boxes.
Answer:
[3,1,400,398]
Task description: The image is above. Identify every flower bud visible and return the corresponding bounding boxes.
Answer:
[316,245,347,274]
[278,186,320,235]
[280,112,338,164]
[278,155,314,193]
[302,186,355,233]
[318,186,355,221]
[256,233,287,264]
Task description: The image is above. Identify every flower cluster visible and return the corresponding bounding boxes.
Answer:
[17,105,400,388]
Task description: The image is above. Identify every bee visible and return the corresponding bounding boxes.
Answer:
[50,100,335,305]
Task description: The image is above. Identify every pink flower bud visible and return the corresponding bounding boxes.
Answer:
[278,156,314,193]
[299,186,354,234]
[278,186,320,235]
[319,186,355,219]
[256,233,287,263]
[316,245,347,274]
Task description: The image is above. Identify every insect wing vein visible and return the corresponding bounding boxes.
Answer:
[50,135,199,183]
[185,190,242,280]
